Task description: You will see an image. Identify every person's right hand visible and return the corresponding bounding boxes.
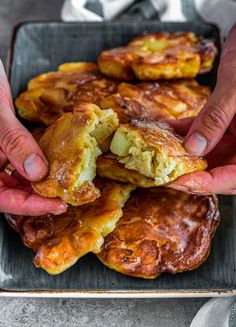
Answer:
[0,60,67,215]
[168,23,236,195]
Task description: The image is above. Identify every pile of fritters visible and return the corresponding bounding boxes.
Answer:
[16,33,216,126]
[9,32,220,278]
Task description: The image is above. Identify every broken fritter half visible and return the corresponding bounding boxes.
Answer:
[98,32,217,80]
[110,119,207,186]
[100,80,210,123]
[6,179,136,274]
[15,62,118,125]
[32,103,119,206]
[97,153,156,188]
[97,188,220,279]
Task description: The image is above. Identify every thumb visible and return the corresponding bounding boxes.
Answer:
[184,23,236,156]
[0,60,48,181]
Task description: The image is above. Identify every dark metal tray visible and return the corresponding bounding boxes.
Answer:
[1,21,233,297]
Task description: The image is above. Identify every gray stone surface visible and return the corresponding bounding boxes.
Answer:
[0,298,207,327]
[0,1,209,326]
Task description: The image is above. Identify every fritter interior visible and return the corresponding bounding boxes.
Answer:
[96,153,156,188]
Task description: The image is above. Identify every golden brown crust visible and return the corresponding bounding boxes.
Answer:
[32,103,119,206]
[15,62,118,126]
[122,119,187,151]
[98,46,148,80]
[28,62,100,90]
[98,32,217,80]
[100,80,210,122]
[58,62,99,73]
[6,179,135,274]
[97,188,220,279]
[96,153,156,188]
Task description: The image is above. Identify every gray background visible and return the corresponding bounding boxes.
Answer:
[0,0,209,326]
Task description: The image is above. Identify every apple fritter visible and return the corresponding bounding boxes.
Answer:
[98,45,149,80]
[32,103,119,206]
[110,119,207,186]
[6,179,136,274]
[15,62,118,125]
[100,80,210,123]
[98,32,217,80]
[27,62,100,90]
[58,62,100,73]
[97,153,156,188]
[97,188,220,279]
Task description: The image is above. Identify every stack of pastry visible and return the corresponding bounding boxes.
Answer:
[7,32,220,278]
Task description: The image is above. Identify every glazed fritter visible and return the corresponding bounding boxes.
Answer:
[6,179,135,274]
[27,62,100,90]
[97,188,220,279]
[98,32,217,80]
[100,80,210,123]
[58,62,100,73]
[99,45,148,80]
[110,119,207,186]
[15,62,118,125]
[32,103,119,206]
[97,153,156,188]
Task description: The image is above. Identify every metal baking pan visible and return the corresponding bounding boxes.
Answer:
[1,21,233,298]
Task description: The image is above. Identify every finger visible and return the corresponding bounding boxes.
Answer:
[168,164,236,194]
[0,173,21,188]
[0,149,7,167]
[8,169,32,187]
[205,135,236,169]
[229,114,236,140]
[0,172,34,193]
[183,23,236,156]
[165,117,194,136]
[0,63,49,181]
[1,162,35,187]
[0,174,68,216]
[219,190,236,195]
[0,59,14,113]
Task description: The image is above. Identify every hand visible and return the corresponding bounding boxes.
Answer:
[0,60,67,215]
[168,23,236,195]
[167,117,236,194]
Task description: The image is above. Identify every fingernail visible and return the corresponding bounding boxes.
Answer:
[168,183,188,192]
[51,203,68,215]
[24,154,48,180]
[0,60,5,76]
[184,133,207,156]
